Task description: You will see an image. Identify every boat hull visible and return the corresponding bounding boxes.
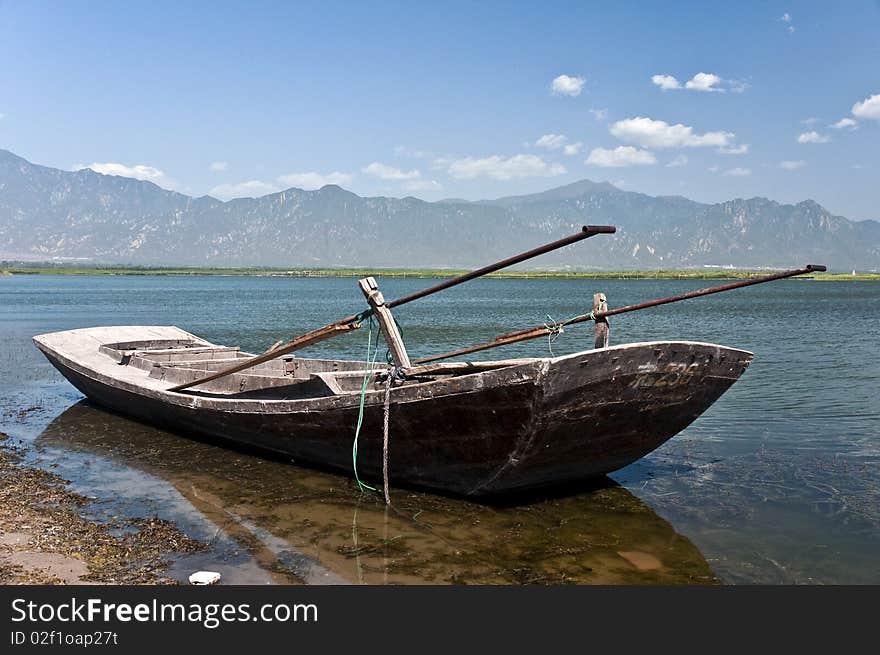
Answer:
[34,326,752,496]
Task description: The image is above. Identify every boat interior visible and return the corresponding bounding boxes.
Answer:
[98,339,526,399]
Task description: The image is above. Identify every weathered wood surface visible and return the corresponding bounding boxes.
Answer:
[358,276,411,368]
[33,325,753,496]
[593,292,609,349]
[166,322,359,392]
[400,360,528,377]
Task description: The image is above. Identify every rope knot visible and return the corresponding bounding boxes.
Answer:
[544,314,565,336]
[388,366,407,383]
[543,314,566,357]
[352,309,373,325]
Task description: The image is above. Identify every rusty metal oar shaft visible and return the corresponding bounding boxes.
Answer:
[413,264,827,365]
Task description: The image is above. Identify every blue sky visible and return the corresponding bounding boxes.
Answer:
[1,1,878,218]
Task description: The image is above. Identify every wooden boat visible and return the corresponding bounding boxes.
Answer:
[32,231,818,497]
[33,325,752,496]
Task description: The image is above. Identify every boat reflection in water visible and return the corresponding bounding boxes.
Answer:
[37,401,717,585]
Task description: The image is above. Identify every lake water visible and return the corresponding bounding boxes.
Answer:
[1,274,878,584]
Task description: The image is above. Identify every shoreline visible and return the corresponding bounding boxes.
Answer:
[0,432,205,585]
[2,266,878,281]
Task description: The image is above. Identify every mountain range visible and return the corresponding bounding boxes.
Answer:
[1,148,877,270]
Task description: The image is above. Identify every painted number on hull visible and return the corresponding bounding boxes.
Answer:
[630,362,700,389]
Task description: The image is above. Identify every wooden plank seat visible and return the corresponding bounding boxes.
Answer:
[129,347,244,361]
[147,363,343,398]
[139,357,247,371]
[99,343,243,364]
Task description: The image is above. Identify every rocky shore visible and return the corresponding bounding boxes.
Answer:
[0,432,205,584]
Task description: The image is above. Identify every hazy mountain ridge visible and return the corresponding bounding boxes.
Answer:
[1,149,877,270]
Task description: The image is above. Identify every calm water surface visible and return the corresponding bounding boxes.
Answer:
[1,274,878,584]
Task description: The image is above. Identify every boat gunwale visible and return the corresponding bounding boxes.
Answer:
[33,326,754,415]
[32,330,544,413]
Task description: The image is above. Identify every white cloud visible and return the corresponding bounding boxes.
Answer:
[445,154,566,180]
[718,144,749,155]
[685,72,723,92]
[361,162,420,181]
[429,156,460,171]
[209,180,280,199]
[797,131,830,144]
[852,93,880,120]
[534,136,582,156]
[77,162,177,189]
[780,160,806,170]
[723,167,751,176]
[585,146,656,168]
[780,13,795,32]
[551,74,585,96]
[210,169,354,199]
[393,145,432,159]
[830,118,858,130]
[651,74,681,91]
[801,117,820,126]
[402,179,442,192]
[535,134,567,150]
[666,154,688,168]
[278,171,353,188]
[708,165,719,173]
[589,108,608,121]
[209,161,228,171]
[610,116,734,149]
[652,72,744,93]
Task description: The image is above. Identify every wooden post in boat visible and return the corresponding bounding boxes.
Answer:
[593,292,609,348]
[358,277,412,368]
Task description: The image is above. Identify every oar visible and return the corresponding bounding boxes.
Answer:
[168,225,616,392]
[413,264,827,364]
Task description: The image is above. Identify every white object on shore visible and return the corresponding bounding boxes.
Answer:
[189,571,221,585]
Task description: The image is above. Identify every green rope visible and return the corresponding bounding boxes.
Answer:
[543,313,565,334]
[552,309,597,331]
[542,309,599,355]
[352,317,380,493]
[544,314,564,356]
[353,308,374,324]
[385,315,406,365]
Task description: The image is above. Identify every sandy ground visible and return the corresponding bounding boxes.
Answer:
[0,431,205,584]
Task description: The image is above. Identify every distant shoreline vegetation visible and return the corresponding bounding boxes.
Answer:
[1,265,878,281]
